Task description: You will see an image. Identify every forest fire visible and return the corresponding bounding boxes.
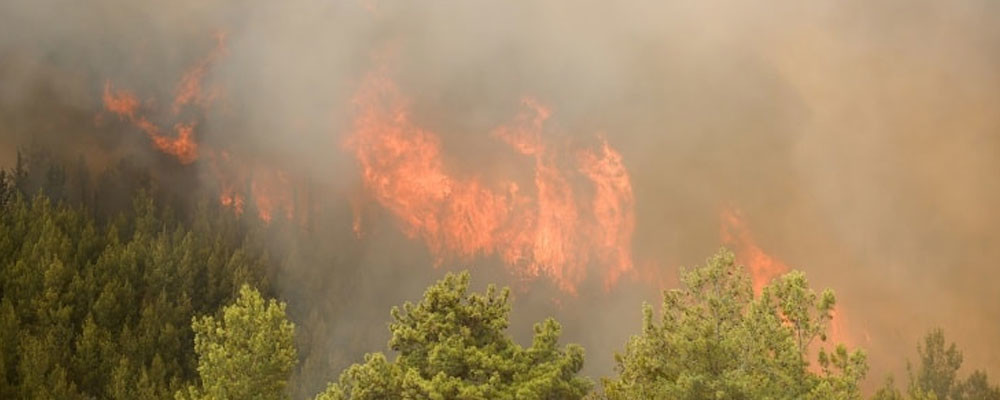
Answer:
[172,33,226,115]
[720,207,789,293]
[100,34,299,223]
[347,69,635,293]
[100,33,225,165]
[8,1,1000,397]
[721,206,856,346]
[102,82,200,164]
[251,168,295,223]
[103,49,636,290]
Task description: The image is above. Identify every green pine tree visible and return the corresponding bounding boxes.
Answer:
[603,248,867,400]
[315,271,593,400]
[177,285,297,400]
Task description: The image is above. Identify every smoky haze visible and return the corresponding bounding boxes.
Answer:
[2,0,999,395]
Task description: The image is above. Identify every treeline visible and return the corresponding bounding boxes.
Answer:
[0,154,278,398]
[1,153,998,399]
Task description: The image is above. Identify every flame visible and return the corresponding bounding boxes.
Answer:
[205,150,298,223]
[100,33,292,223]
[349,70,513,258]
[102,81,201,164]
[579,136,636,287]
[210,150,245,215]
[491,97,587,286]
[251,168,295,223]
[720,207,858,346]
[172,32,226,115]
[348,69,635,292]
[159,123,199,164]
[101,35,225,165]
[720,207,788,293]
[219,190,245,215]
[102,82,139,120]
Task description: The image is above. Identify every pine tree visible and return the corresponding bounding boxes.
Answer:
[178,285,297,400]
[315,271,592,400]
[604,248,867,400]
[875,329,1000,400]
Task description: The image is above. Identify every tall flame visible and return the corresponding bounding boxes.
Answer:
[348,69,635,292]
[579,137,636,286]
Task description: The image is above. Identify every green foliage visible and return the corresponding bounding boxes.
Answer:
[6,152,997,400]
[315,271,592,400]
[909,329,964,399]
[876,329,1000,400]
[0,180,274,398]
[603,248,867,400]
[873,377,906,400]
[178,285,297,400]
[952,371,1000,400]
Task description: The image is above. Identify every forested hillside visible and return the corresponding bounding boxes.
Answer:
[0,152,997,399]
[0,152,277,398]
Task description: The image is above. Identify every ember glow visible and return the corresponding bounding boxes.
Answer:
[347,69,635,292]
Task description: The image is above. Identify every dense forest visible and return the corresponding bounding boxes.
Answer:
[1,151,997,399]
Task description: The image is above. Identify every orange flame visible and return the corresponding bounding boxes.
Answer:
[579,137,636,287]
[172,32,226,115]
[101,34,226,165]
[491,97,587,286]
[720,207,857,346]
[251,168,295,223]
[102,82,139,120]
[98,33,304,225]
[206,150,298,223]
[219,190,245,215]
[720,207,788,293]
[348,69,635,292]
[102,81,201,164]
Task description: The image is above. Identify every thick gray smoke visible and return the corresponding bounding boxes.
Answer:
[2,0,999,395]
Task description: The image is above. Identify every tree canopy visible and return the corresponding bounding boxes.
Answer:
[0,159,275,399]
[603,249,868,400]
[178,285,297,400]
[315,271,593,400]
[3,150,999,400]
[873,329,1000,400]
